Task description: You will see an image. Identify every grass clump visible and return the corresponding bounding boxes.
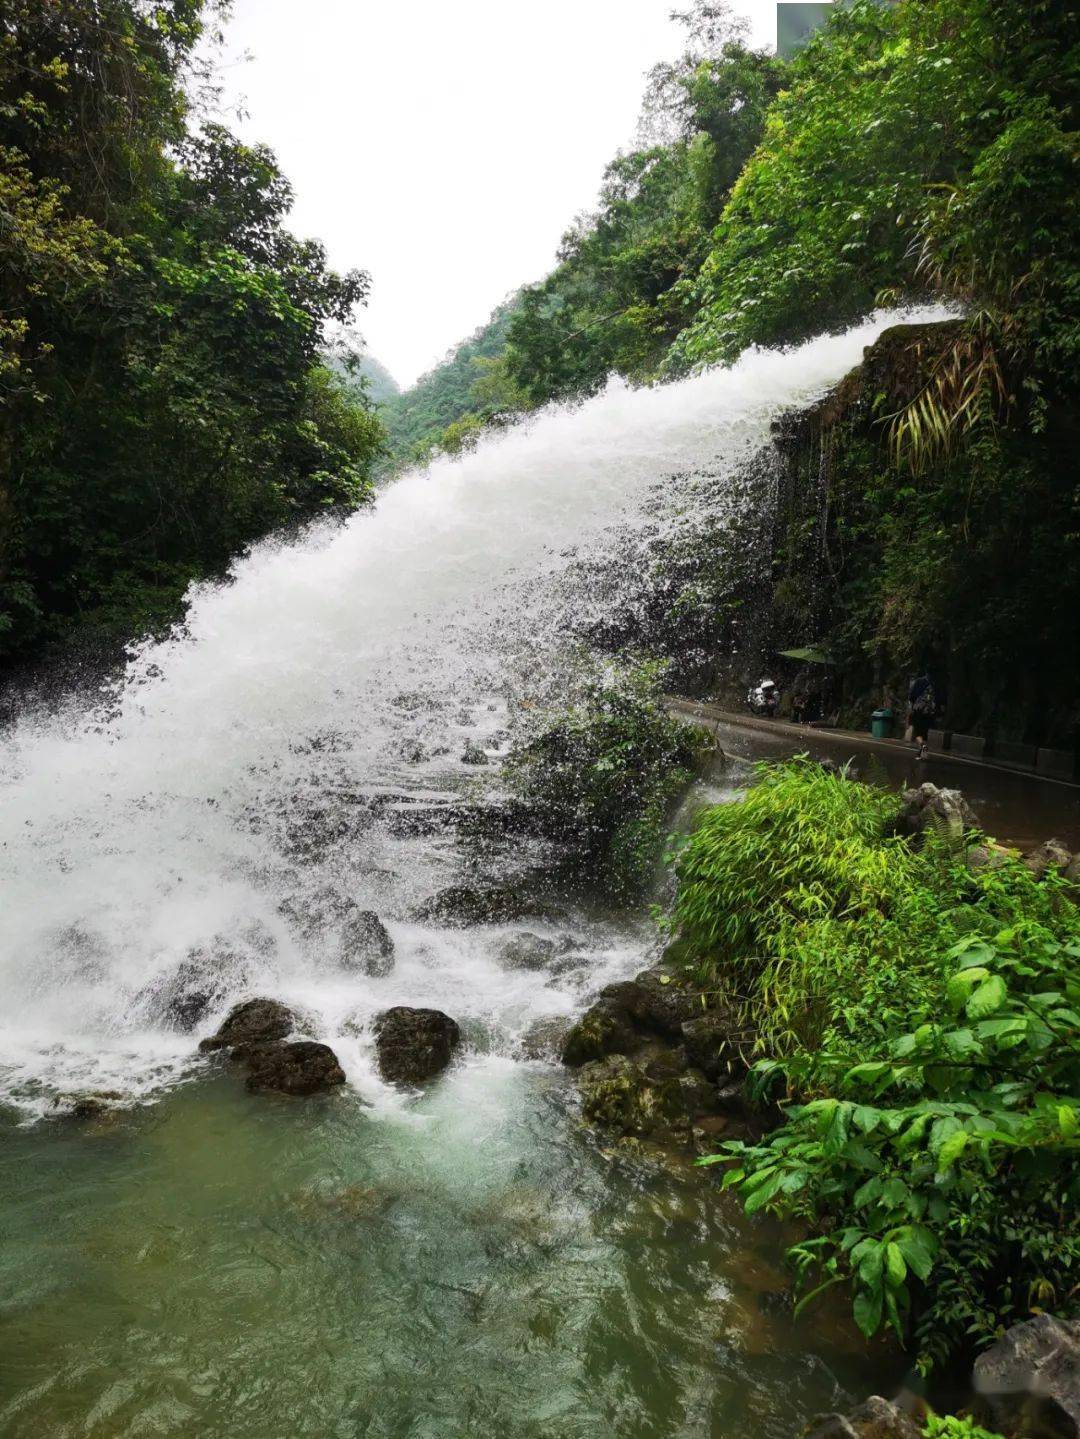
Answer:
[672,759,1080,1371]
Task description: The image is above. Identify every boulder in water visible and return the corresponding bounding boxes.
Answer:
[413,885,536,927]
[518,1015,573,1061]
[973,1314,1080,1439]
[577,1050,718,1144]
[497,932,563,971]
[461,740,489,766]
[138,944,246,1033]
[398,737,428,765]
[338,909,395,977]
[374,1006,461,1084]
[198,997,295,1053]
[561,1000,639,1067]
[241,1040,346,1096]
[51,1090,124,1120]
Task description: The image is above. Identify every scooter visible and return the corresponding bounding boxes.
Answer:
[747,680,780,718]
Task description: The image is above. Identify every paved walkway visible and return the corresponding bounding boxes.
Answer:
[666,697,1080,793]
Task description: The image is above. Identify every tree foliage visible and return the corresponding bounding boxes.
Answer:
[0,0,383,660]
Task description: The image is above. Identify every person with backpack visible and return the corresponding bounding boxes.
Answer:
[907,673,937,757]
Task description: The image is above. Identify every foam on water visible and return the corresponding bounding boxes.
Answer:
[0,310,949,1116]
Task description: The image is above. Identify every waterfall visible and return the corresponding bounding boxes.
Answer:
[0,309,947,1118]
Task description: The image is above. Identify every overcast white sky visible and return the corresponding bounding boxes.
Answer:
[216,1,779,387]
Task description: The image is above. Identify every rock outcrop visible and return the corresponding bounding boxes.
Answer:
[577,1049,721,1146]
[973,1314,1080,1439]
[562,963,752,1148]
[804,1396,922,1439]
[374,1006,461,1084]
[893,782,978,846]
[338,908,395,977]
[1023,838,1074,881]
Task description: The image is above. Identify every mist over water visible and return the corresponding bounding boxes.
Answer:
[0,310,946,1118]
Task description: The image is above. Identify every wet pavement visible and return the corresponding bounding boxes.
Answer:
[670,699,1080,852]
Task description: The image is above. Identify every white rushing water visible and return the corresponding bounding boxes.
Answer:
[0,310,947,1117]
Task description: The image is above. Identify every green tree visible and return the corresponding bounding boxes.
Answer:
[0,0,383,659]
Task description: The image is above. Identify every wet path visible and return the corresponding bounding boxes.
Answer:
[670,700,1080,851]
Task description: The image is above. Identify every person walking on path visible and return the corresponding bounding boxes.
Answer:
[907,673,937,758]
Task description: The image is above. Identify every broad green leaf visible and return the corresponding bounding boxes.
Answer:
[967,974,1007,1019]
[896,1231,935,1281]
[853,1285,884,1338]
[885,1242,907,1288]
[937,1130,969,1169]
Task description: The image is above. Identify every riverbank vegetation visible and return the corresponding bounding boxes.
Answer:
[0,0,384,667]
[672,760,1079,1371]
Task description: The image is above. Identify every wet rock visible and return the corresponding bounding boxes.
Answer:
[893,782,978,846]
[973,1314,1080,1439]
[599,965,708,1038]
[966,842,1010,875]
[338,909,395,977]
[240,1040,346,1096]
[518,1015,573,1061]
[577,1051,718,1143]
[561,999,639,1067]
[374,1006,461,1084]
[139,944,248,1033]
[280,885,356,935]
[562,965,720,1068]
[398,737,427,765]
[804,1396,922,1439]
[391,691,441,715]
[413,885,537,927]
[497,932,559,971]
[198,997,295,1053]
[681,1010,747,1081]
[1023,839,1074,882]
[52,1090,124,1119]
[461,740,489,766]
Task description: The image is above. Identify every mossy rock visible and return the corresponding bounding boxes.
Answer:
[561,1001,638,1067]
[577,1051,717,1143]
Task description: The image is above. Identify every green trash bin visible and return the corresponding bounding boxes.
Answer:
[870,708,894,740]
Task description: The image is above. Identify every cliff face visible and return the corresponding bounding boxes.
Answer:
[762,320,1079,748]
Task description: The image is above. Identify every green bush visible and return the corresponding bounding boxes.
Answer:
[674,761,1079,1369]
[924,1416,1004,1439]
